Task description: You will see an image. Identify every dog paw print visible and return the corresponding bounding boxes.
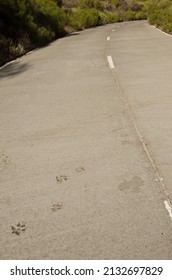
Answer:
[76,166,85,172]
[11,222,27,236]
[0,153,10,171]
[56,175,68,183]
[51,203,63,212]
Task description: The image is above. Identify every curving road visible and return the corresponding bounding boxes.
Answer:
[0,20,172,259]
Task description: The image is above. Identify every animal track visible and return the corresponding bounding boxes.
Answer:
[51,203,63,212]
[76,166,85,172]
[0,153,10,171]
[56,175,68,183]
[11,222,27,236]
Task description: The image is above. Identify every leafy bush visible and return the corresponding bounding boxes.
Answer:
[111,0,120,8]
[79,0,104,11]
[125,8,147,21]
[69,8,102,30]
[0,35,13,65]
[30,0,67,37]
[135,11,147,20]
[148,0,172,33]
[106,12,121,23]
[0,0,67,65]
[125,10,137,21]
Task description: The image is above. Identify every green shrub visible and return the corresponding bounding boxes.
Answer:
[98,11,107,24]
[79,0,104,11]
[135,11,147,20]
[69,8,102,30]
[106,12,121,23]
[30,0,67,36]
[111,0,120,8]
[0,0,68,65]
[55,0,62,7]
[0,35,13,65]
[148,0,172,33]
[125,10,137,21]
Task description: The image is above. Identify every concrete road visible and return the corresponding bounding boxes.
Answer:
[0,20,172,259]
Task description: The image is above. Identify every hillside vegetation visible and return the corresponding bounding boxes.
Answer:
[0,0,171,66]
[148,0,172,33]
[0,0,67,65]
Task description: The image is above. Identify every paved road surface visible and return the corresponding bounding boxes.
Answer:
[0,20,172,259]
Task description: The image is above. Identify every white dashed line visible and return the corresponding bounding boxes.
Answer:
[164,200,172,221]
[107,36,110,41]
[107,56,115,69]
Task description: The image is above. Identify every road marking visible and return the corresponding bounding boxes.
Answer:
[26,48,39,55]
[152,25,172,38]
[107,56,115,69]
[0,60,15,70]
[107,50,170,203]
[107,36,110,41]
[164,200,172,220]
[107,22,172,219]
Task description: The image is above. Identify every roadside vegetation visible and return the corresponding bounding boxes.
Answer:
[0,0,67,65]
[0,0,170,66]
[147,0,172,33]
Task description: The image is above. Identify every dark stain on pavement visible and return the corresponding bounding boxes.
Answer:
[119,176,144,193]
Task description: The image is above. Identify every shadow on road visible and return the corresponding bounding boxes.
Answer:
[0,61,31,79]
[66,32,80,37]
